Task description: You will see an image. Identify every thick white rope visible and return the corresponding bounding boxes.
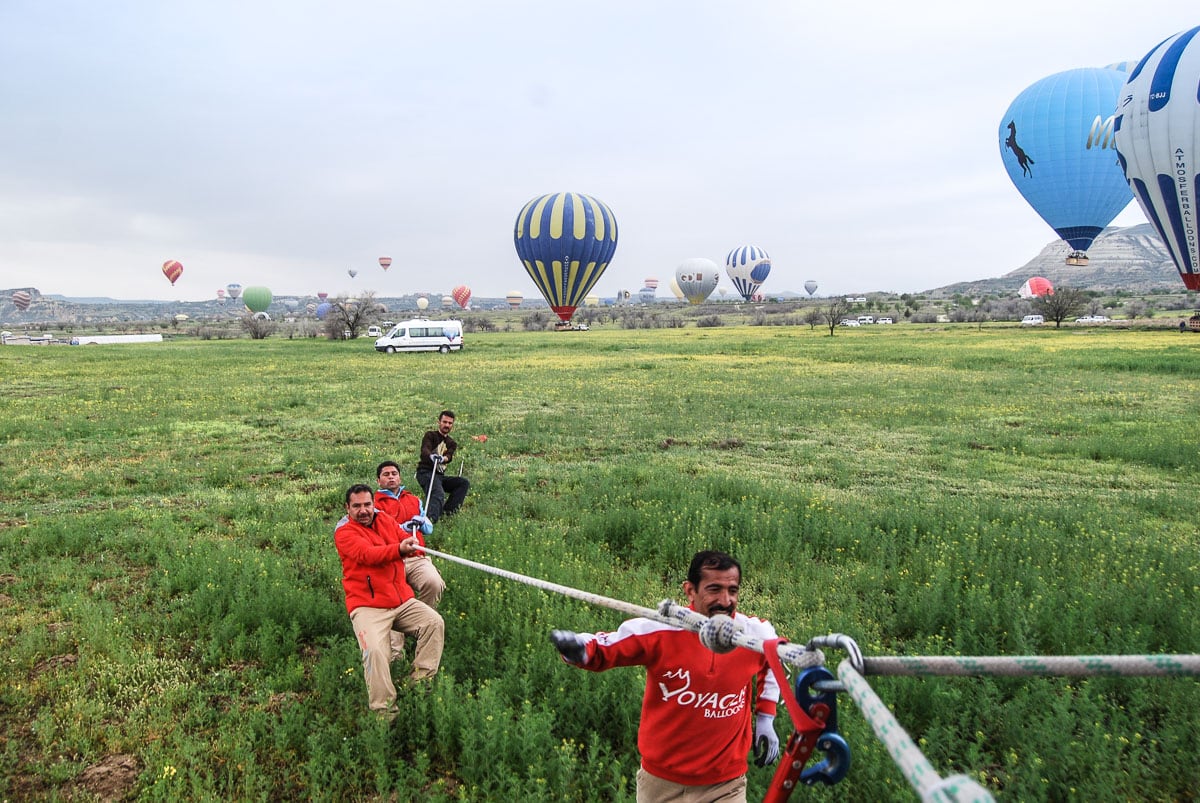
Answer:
[419,546,824,671]
[863,653,1200,677]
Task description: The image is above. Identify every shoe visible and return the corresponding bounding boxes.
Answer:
[374,705,399,721]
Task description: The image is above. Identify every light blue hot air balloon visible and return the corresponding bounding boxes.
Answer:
[1115,27,1200,291]
[999,67,1133,265]
[513,192,618,322]
[725,246,771,301]
[315,302,332,320]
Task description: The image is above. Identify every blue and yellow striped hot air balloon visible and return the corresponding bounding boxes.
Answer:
[513,192,618,322]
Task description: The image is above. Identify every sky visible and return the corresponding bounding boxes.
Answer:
[0,1,1186,302]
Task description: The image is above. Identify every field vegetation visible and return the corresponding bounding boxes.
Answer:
[1,325,1198,801]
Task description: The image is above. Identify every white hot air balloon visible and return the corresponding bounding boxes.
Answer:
[725,246,771,301]
[1115,27,1200,290]
[674,258,720,305]
[804,280,818,296]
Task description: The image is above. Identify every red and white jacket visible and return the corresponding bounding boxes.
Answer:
[575,613,780,786]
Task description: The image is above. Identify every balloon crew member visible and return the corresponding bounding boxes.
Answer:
[375,460,445,609]
[415,410,470,522]
[551,550,781,802]
[334,484,444,714]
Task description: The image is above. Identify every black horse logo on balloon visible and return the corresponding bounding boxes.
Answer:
[1005,121,1035,177]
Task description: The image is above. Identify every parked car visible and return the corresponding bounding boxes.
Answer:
[839,319,860,327]
[1021,315,1044,326]
[1074,315,1110,324]
[876,317,894,324]
[366,325,383,338]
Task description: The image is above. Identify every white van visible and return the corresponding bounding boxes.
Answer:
[374,318,463,353]
[1021,315,1044,326]
[366,325,383,338]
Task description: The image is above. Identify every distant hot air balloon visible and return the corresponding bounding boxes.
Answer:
[668,278,685,300]
[226,283,243,300]
[316,302,332,320]
[306,302,317,314]
[348,269,358,279]
[379,257,392,271]
[1018,276,1055,298]
[242,286,273,313]
[11,290,32,311]
[804,280,819,296]
[584,294,600,307]
[718,287,729,297]
[217,288,226,301]
[417,297,429,311]
[999,67,1133,265]
[162,260,183,286]
[505,291,523,309]
[643,277,659,290]
[513,192,618,322]
[452,285,471,309]
[440,295,453,308]
[675,258,720,305]
[1115,27,1200,290]
[317,291,328,301]
[725,246,771,301]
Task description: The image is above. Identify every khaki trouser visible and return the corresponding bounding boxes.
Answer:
[635,768,746,803]
[350,599,444,710]
[403,555,446,609]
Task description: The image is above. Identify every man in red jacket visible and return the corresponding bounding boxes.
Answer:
[335,484,444,713]
[551,550,780,802]
[374,460,445,609]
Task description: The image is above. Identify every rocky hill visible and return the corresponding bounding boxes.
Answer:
[933,223,1180,297]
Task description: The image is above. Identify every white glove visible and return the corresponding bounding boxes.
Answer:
[753,713,780,766]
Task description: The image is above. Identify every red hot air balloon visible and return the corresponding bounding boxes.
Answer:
[162,260,184,286]
[379,257,392,271]
[451,284,471,309]
[317,291,328,301]
[1018,276,1054,298]
[12,290,32,311]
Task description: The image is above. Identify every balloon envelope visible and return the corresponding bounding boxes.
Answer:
[451,285,471,309]
[12,290,32,311]
[675,258,720,304]
[379,257,392,271]
[804,280,819,296]
[643,277,659,289]
[505,291,523,309]
[226,283,242,300]
[1115,26,1200,290]
[317,291,328,300]
[417,297,429,310]
[316,302,332,319]
[514,192,618,322]
[348,269,358,278]
[242,286,273,313]
[162,260,183,286]
[999,68,1133,258]
[725,246,771,301]
[217,288,226,300]
[1018,276,1055,298]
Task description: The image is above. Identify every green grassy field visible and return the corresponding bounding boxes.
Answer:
[2,325,1198,801]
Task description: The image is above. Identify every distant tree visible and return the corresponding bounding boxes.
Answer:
[323,292,377,339]
[804,307,824,330]
[240,313,276,340]
[822,298,854,336]
[1033,286,1088,327]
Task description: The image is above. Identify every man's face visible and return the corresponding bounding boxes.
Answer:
[378,466,402,492]
[684,566,740,618]
[346,491,375,526]
[437,415,455,435]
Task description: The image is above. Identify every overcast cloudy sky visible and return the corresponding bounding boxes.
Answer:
[0,1,1186,302]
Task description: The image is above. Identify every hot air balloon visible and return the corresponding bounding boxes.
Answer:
[317,291,328,301]
[452,285,471,309]
[725,246,771,301]
[999,67,1133,265]
[804,280,819,296]
[379,257,393,271]
[675,258,720,305]
[242,286,273,313]
[226,283,243,300]
[306,302,317,314]
[644,277,659,290]
[1018,276,1055,298]
[1115,27,1200,290]
[217,288,226,301]
[316,302,332,320]
[417,297,429,311]
[12,290,32,311]
[668,278,685,301]
[513,192,618,322]
[162,260,183,286]
[584,295,600,307]
[440,295,453,308]
[348,269,358,279]
[718,287,729,297]
[505,291,523,309]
